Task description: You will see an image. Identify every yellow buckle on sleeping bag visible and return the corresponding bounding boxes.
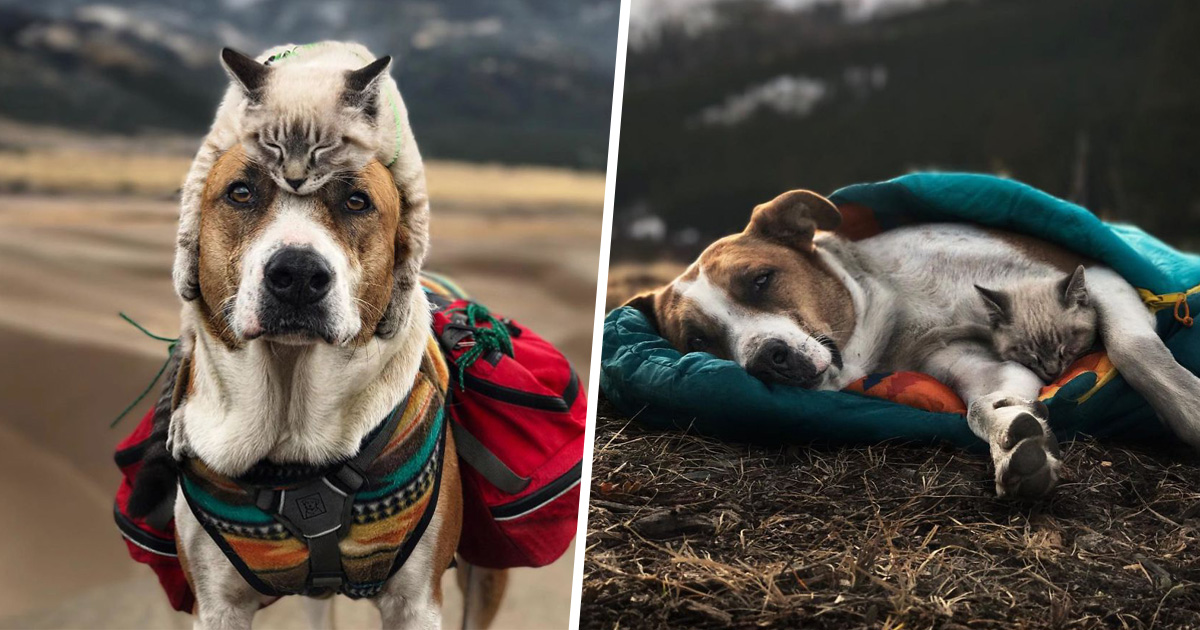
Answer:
[1137,285,1200,327]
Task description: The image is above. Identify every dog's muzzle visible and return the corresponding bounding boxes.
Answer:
[746,339,829,388]
[257,247,336,342]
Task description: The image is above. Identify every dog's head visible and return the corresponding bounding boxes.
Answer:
[625,190,855,388]
[192,144,407,347]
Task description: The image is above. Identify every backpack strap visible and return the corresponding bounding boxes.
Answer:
[451,422,531,494]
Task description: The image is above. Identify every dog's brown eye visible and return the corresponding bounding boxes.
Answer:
[687,335,707,352]
[344,192,370,213]
[753,270,774,292]
[226,183,254,205]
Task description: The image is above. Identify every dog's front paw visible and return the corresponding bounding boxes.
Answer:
[970,395,1061,499]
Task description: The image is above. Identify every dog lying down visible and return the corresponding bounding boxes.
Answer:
[625,189,1200,499]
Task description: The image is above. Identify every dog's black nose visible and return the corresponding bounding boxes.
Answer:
[285,177,306,191]
[264,248,332,306]
[747,340,820,386]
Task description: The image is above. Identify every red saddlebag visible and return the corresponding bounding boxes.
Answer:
[428,293,585,568]
[113,408,194,613]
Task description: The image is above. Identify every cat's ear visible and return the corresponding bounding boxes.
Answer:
[1059,265,1089,308]
[974,285,1012,326]
[346,56,392,96]
[220,48,269,99]
[343,56,392,117]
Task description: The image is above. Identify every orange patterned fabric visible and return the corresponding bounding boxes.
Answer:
[845,351,1115,414]
[844,372,967,414]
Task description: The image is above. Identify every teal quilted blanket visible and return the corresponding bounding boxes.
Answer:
[601,173,1200,447]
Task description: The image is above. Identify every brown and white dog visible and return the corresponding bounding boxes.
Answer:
[165,145,504,627]
[627,190,1200,498]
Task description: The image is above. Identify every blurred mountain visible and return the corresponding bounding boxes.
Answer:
[614,0,1200,259]
[0,0,618,168]
[629,0,967,48]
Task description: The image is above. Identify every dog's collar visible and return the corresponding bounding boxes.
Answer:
[179,337,449,598]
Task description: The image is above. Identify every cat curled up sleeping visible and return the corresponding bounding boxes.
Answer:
[173,42,432,337]
[919,265,1098,383]
[218,46,391,196]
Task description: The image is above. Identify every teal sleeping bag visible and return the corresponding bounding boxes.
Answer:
[600,173,1200,448]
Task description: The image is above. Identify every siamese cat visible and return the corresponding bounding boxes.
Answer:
[920,265,1098,383]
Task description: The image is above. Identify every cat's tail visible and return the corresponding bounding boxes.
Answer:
[126,350,185,519]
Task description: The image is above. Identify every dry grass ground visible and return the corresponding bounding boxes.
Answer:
[583,398,1200,629]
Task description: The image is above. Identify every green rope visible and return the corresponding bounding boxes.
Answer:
[451,303,514,387]
[110,313,179,428]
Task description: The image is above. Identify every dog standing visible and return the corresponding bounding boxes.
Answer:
[627,190,1200,498]
[162,72,505,627]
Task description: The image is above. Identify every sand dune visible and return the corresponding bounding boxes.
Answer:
[0,187,600,628]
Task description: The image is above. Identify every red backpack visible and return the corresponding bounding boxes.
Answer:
[426,289,585,568]
[113,411,194,613]
[113,279,585,610]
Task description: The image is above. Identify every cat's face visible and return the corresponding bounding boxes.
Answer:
[993,314,1097,382]
[981,266,1097,382]
[242,109,376,196]
[219,48,392,196]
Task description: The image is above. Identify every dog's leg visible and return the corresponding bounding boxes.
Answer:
[302,596,334,630]
[374,510,445,629]
[175,492,261,630]
[1087,266,1200,446]
[455,561,508,630]
[375,438,461,630]
[923,344,1061,498]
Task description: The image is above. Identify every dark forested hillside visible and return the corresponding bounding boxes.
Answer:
[0,0,618,168]
[614,0,1200,258]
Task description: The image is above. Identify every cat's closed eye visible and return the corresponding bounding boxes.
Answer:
[310,145,335,165]
[262,142,284,161]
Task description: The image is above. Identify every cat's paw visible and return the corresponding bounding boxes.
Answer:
[172,247,201,301]
[971,395,1061,499]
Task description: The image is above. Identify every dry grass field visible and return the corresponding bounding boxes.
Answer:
[587,265,1200,629]
[0,120,601,629]
[584,400,1200,630]
[0,119,605,211]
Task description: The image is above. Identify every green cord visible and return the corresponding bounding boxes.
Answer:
[109,313,179,428]
[452,303,514,387]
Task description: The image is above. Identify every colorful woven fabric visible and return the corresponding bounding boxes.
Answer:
[180,335,450,598]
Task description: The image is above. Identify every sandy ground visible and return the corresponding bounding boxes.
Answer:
[0,186,600,628]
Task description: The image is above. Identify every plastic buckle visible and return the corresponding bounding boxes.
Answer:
[331,465,365,493]
[255,489,276,511]
[309,573,343,590]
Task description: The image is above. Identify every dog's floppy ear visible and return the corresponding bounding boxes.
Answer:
[622,290,661,332]
[371,82,431,340]
[220,48,269,100]
[747,190,841,251]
